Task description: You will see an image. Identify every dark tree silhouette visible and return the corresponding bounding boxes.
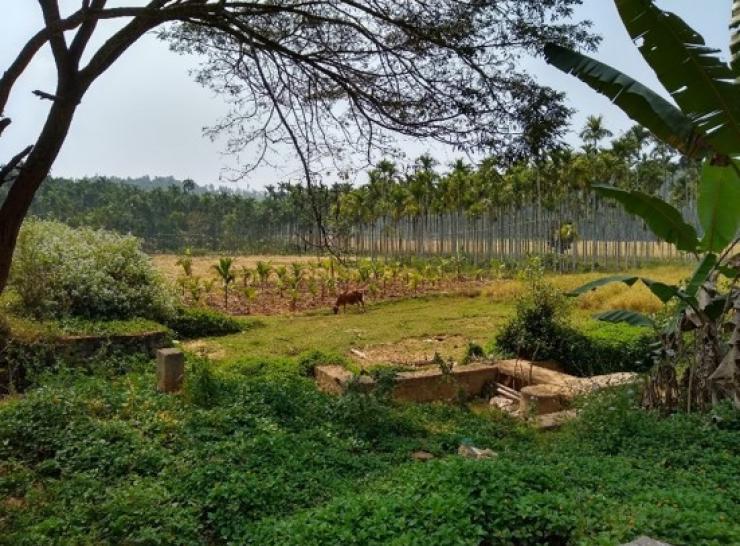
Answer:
[0,0,596,294]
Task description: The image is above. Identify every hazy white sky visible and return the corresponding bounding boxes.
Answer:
[0,1,731,190]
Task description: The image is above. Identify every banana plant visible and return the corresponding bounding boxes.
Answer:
[212,257,236,310]
[545,0,740,409]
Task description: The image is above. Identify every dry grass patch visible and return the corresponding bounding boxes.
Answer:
[483,264,691,314]
[351,334,470,369]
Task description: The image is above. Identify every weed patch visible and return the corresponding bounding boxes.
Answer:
[0,355,737,545]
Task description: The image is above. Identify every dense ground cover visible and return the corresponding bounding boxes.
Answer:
[1,354,737,545]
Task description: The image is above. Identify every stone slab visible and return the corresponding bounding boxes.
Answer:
[315,365,354,395]
[621,537,673,546]
[493,359,578,388]
[156,348,185,393]
[392,363,498,402]
[315,363,498,402]
[535,410,578,430]
[315,360,640,410]
[520,384,569,415]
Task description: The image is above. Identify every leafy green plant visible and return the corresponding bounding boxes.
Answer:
[185,356,222,409]
[212,257,236,310]
[289,288,300,311]
[176,247,194,277]
[185,276,205,305]
[164,307,243,339]
[10,220,174,321]
[290,262,304,283]
[256,261,272,287]
[242,286,257,315]
[545,0,740,409]
[240,266,254,288]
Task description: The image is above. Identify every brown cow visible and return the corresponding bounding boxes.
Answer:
[333,289,365,314]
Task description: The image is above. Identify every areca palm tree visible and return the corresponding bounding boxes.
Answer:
[579,115,613,154]
[213,257,236,310]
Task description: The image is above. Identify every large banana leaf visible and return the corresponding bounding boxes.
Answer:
[566,275,640,297]
[567,274,700,310]
[594,309,654,327]
[698,161,740,252]
[685,253,718,298]
[593,185,699,252]
[616,0,740,156]
[640,278,684,304]
[544,43,706,158]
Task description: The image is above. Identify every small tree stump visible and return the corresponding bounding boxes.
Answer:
[156,348,185,393]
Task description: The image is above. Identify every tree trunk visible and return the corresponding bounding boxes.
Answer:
[0,98,79,293]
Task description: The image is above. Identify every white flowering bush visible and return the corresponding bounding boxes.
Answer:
[10,220,174,320]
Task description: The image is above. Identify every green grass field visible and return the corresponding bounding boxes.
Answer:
[182,263,690,366]
[186,294,512,364]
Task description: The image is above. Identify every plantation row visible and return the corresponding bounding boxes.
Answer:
[173,251,499,315]
[9,120,699,269]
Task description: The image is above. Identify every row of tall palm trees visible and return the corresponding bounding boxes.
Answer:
[264,117,699,256]
[19,118,698,257]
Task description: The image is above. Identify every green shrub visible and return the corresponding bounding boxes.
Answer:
[555,324,654,376]
[461,342,485,364]
[164,306,243,339]
[494,266,571,362]
[494,265,653,376]
[296,349,347,377]
[10,219,174,320]
[496,316,653,376]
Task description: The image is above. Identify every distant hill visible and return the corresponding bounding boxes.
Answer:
[65,175,265,199]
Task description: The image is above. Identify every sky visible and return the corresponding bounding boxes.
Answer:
[0,0,732,190]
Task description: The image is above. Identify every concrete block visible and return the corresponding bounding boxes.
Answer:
[315,363,498,402]
[520,384,570,415]
[621,537,672,546]
[393,363,498,402]
[156,348,185,393]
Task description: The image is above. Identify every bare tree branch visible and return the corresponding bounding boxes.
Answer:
[0,146,34,187]
[37,0,71,73]
[69,0,108,67]
[32,90,59,102]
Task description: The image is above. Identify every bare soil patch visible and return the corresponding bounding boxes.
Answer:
[349,334,471,368]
